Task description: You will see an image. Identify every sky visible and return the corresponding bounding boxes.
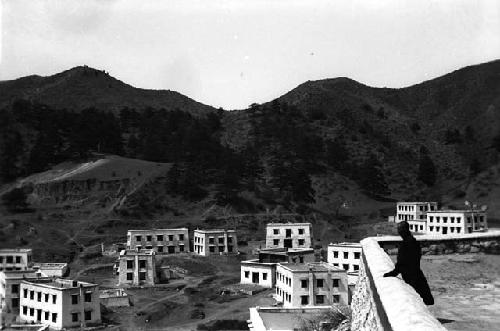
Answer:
[0,0,499,110]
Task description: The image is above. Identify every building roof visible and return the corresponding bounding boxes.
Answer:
[328,242,361,248]
[33,263,68,270]
[0,270,46,280]
[22,278,97,290]
[266,222,312,227]
[250,306,334,330]
[278,262,344,273]
[427,209,485,214]
[259,247,314,255]
[194,229,236,234]
[120,249,155,256]
[396,201,437,205]
[128,228,188,233]
[0,248,33,254]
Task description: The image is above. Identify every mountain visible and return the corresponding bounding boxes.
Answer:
[0,66,215,116]
[2,59,500,222]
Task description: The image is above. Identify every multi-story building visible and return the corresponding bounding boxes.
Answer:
[240,248,315,288]
[275,262,348,307]
[118,249,156,286]
[19,279,101,330]
[426,210,488,235]
[265,223,313,249]
[0,270,49,319]
[126,228,189,254]
[396,202,437,223]
[193,229,237,256]
[0,248,33,271]
[327,242,362,273]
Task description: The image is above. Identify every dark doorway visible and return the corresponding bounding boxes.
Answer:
[252,272,259,284]
[284,239,293,248]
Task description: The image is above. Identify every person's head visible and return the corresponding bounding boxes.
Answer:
[397,221,411,238]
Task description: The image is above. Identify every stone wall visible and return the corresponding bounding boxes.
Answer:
[375,230,500,255]
[351,238,446,331]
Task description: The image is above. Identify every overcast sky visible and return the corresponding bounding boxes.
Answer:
[1,0,499,109]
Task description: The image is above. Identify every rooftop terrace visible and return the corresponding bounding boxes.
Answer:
[279,262,344,273]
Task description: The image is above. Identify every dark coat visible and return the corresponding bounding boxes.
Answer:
[385,236,434,305]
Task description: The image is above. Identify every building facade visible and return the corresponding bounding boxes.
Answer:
[275,262,348,307]
[265,223,313,249]
[0,249,33,271]
[240,248,315,288]
[426,210,488,235]
[327,242,362,273]
[126,228,189,254]
[32,263,68,277]
[19,279,101,330]
[118,249,156,286]
[396,202,437,223]
[193,229,237,256]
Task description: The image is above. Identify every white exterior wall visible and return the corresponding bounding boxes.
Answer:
[426,211,487,235]
[240,261,275,288]
[327,244,362,273]
[408,220,427,233]
[118,250,156,286]
[0,249,33,271]
[396,202,437,223]
[193,230,237,256]
[0,271,47,315]
[19,281,101,330]
[126,228,189,253]
[275,264,348,308]
[265,223,313,249]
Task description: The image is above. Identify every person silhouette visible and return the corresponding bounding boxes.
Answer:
[383,221,434,305]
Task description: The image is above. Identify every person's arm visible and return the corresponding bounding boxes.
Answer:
[384,243,405,277]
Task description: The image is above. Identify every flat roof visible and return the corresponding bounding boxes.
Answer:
[23,278,97,290]
[194,229,236,234]
[128,228,188,232]
[396,201,437,204]
[328,242,361,247]
[0,248,32,254]
[374,228,500,242]
[33,263,68,269]
[1,270,46,280]
[252,306,334,330]
[427,209,486,213]
[278,262,344,273]
[259,247,314,254]
[266,222,312,226]
[120,249,155,256]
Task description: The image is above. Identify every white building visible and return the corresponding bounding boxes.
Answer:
[396,202,437,223]
[193,229,237,256]
[327,242,362,273]
[118,249,156,286]
[19,279,101,330]
[0,249,33,271]
[275,262,348,307]
[265,223,313,249]
[240,248,315,288]
[426,210,488,235]
[126,228,189,254]
[32,263,68,277]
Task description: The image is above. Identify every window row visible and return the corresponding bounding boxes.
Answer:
[331,251,360,259]
[22,290,92,304]
[194,236,233,244]
[193,245,234,253]
[132,234,185,242]
[271,228,306,235]
[332,263,359,271]
[134,245,184,253]
[0,256,24,263]
[272,239,306,246]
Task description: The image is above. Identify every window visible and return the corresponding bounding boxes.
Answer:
[72,294,79,304]
[343,264,349,270]
[209,246,215,253]
[145,245,153,249]
[30,290,34,300]
[44,311,49,321]
[298,239,304,246]
[354,265,359,271]
[157,246,163,253]
[127,272,133,280]
[52,294,57,304]
[299,256,304,263]
[16,256,21,263]
[12,284,19,293]
[168,235,174,241]
[332,295,340,303]
[263,273,268,280]
[146,235,152,241]
[354,252,360,259]
[44,294,49,302]
[298,228,304,235]
[52,313,57,323]
[72,313,79,322]
[179,234,184,241]
[139,260,146,268]
[29,308,34,316]
[273,229,279,235]
[332,279,339,288]
[22,306,27,315]
[429,216,434,222]
[179,245,185,252]
[6,256,13,263]
[301,279,308,288]
[420,225,424,231]
[209,237,215,244]
[301,295,309,305]
[227,237,233,243]
[228,245,233,252]
[37,292,41,302]
[273,239,279,245]
[430,226,434,231]
[157,235,164,241]
[85,311,92,321]
[245,271,249,278]
[333,251,338,258]
[84,292,92,302]
[218,246,224,252]
[11,298,19,308]
[316,295,325,304]
[139,272,146,280]
[135,235,142,241]
[23,289,28,298]
[317,279,324,288]
[343,252,348,259]
[218,237,224,244]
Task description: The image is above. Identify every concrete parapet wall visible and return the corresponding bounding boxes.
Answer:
[351,238,446,331]
[376,229,500,255]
